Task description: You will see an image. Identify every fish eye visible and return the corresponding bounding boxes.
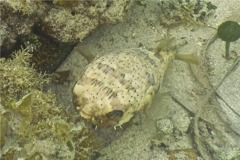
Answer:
[106,110,124,120]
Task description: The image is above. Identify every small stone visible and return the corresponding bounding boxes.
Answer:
[155,119,174,135]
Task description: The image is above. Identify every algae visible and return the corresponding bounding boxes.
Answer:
[0,49,97,159]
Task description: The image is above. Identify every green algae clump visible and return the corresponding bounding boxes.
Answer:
[0,49,97,159]
[217,21,240,59]
[217,20,240,42]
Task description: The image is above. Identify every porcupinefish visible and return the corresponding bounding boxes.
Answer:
[72,42,198,128]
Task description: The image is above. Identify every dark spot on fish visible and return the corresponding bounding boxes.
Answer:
[119,79,125,85]
[109,92,117,99]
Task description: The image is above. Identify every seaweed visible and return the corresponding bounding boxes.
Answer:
[203,20,240,60]
[0,49,97,159]
[217,21,240,59]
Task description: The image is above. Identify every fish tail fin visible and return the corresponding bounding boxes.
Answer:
[174,54,199,65]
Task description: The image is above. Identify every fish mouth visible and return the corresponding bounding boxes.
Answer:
[80,110,119,127]
[93,116,118,127]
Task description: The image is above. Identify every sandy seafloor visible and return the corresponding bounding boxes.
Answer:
[55,0,240,159]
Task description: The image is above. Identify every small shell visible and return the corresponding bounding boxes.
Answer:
[73,48,172,127]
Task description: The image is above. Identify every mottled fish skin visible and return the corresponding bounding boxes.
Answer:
[73,48,174,127]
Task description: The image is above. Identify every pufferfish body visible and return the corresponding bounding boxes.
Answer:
[73,48,176,127]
